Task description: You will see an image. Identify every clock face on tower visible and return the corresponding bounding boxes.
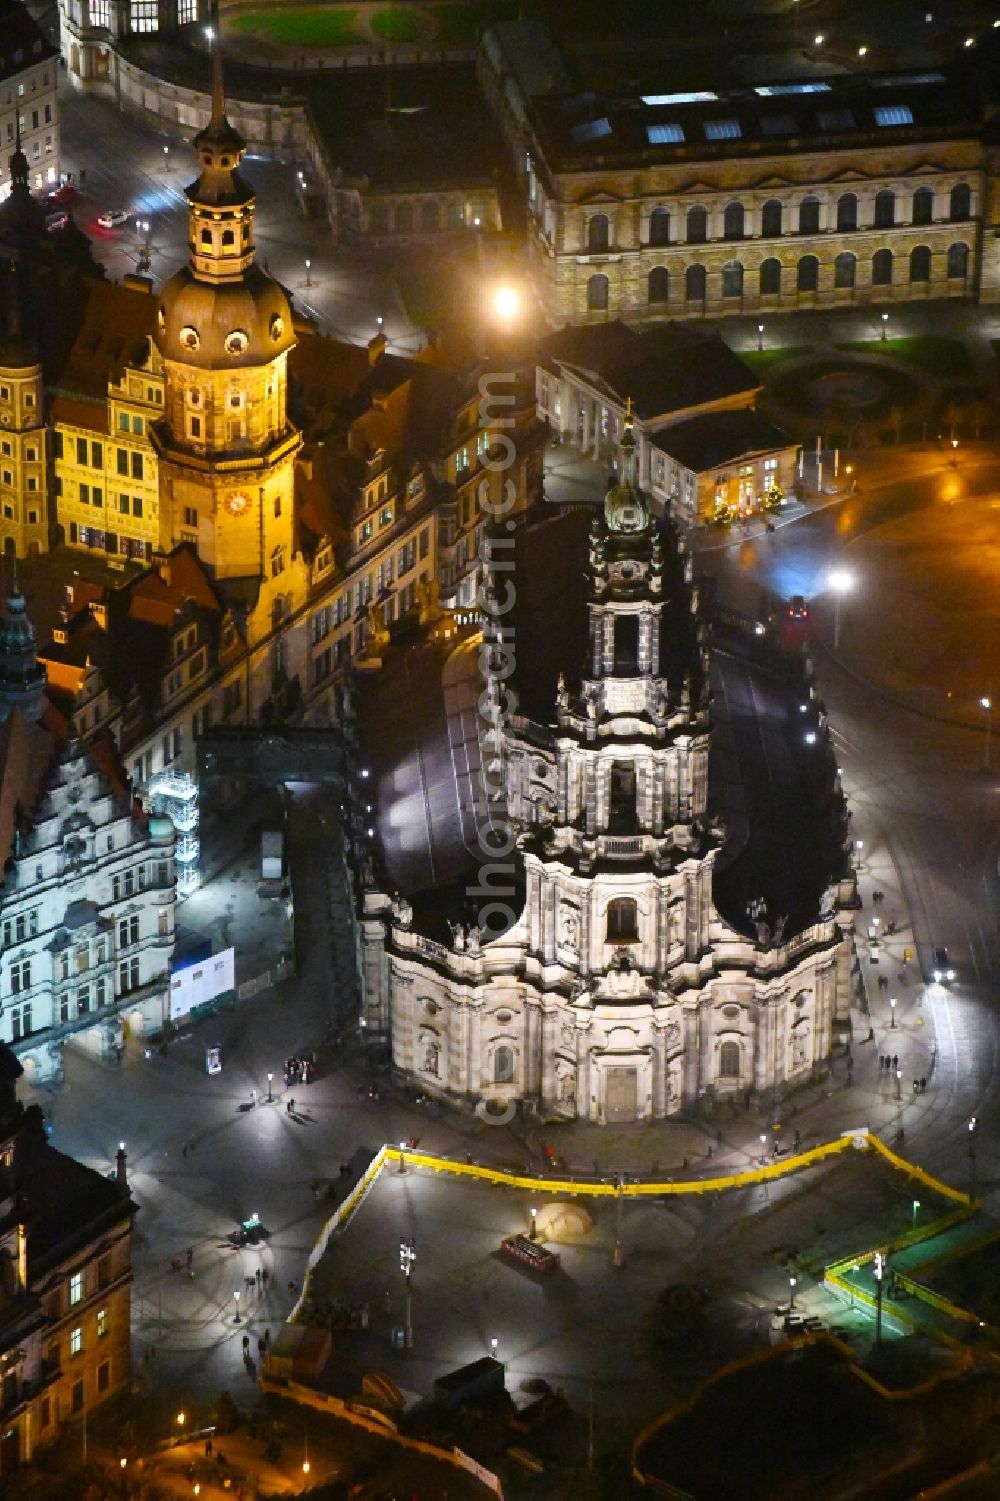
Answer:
[224,490,252,517]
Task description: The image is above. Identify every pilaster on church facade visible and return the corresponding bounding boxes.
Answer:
[375,413,854,1123]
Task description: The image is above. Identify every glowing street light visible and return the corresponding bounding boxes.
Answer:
[890,996,897,1028]
[759,1132,768,1166]
[912,1198,920,1226]
[492,285,520,324]
[163,145,170,171]
[399,1238,416,1348]
[982,695,993,770]
[305,258,312,287]
[829,567,853,650]
[757,321,764,351]
[267,1072,273,1102]
[880,312,889,340]
[233,1289,241,1324]
[176,1411,186,1429]
[858,44,868,56]
[789,1274,797,1309]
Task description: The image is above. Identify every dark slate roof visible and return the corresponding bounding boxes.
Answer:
[652,410,793,474]
[3,1126,133,1280]
[538,321,760,421]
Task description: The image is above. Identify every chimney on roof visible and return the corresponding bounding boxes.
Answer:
[367,332,387,367]
[151,550,170,586]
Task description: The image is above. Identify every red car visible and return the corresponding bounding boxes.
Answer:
[47,182,77,207]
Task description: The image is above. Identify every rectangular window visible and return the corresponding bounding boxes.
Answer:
[70,1271,84,1305]
[117,448,128,476]
[132,414,144,435]
[704,120,741,139]
[11,959,30,994]
[183,506,197,528]
[646,123,685,144]
[92,441,103,468]
[70,1326,83,1357]
[92,486,102,506]
[77,986,90,1016]
[119,493,129,514]
[71,1379,84,1412]
[97,1308,108,1339]
[133,496,143,518]
[131,453,143,480]
[97,1359,110,1392]
[875,105,913,126]
[11,1001,31,1040]
[119,412,129,431]
[80,483,89,505]
[76,436,88,465]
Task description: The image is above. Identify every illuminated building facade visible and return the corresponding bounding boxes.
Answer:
[480,21,1000,324]
[0,3,60,201]
[368,428,854,1121]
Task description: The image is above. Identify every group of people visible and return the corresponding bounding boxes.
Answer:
[284,1054,315,1086]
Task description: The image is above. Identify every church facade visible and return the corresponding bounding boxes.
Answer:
[364,423,855,1120]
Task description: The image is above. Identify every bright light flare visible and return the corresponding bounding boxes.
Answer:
[492,285,521,323]
[828,567,854,594]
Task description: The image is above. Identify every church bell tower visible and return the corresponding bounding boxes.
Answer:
[151,31,300,584]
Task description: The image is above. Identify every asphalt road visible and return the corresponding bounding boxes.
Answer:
[700,449,1000,1196]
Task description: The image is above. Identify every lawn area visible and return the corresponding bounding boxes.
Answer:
[229,7,364,46]
[369,5,424,43]
[741,344,815,373]
[435,0,508,44]
[834,335,974,378]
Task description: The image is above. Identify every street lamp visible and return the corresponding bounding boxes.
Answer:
[757,322,764,352]
[912,1198,920,1227]
[873,1250,885,1345]
[398,1140,407,1175]
[305,258,312,287]
[233,1289,241,1324]
[894,1067,902,1101]
[760,1132,768,1166]
[858,44,868,56]
[981,695,992,771]
[267,1072,273,1102]
[789,1274,797,1309]
[969,1117,977,1198]
[490,1335,498,1358]
[529,1206,538,1240]
[163,145,169,171]
[880,312,889,341]
[492,285,520,324]
[399,1238,416,1348]
[828,567,853,650]
[890,996,897,1028]
[176,1412,186,1429]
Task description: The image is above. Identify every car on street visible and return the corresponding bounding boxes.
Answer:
[932,946,956,983]
[787,594,809,621]
[47,182,77,206]
[97,208,129,229]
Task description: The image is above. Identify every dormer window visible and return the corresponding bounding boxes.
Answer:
[222,229,235,247]
[200,229,212,247]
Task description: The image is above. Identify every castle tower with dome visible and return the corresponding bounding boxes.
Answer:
[151,38,302,589]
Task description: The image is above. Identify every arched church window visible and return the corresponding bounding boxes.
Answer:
[719,1040,740,1078]
[494,1045,514,1084]
[606,897,638,943]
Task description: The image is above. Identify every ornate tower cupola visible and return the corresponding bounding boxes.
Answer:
[186,33,256,283]
[0,572,46,723]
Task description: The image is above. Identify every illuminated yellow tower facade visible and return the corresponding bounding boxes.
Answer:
[152,44,301,588]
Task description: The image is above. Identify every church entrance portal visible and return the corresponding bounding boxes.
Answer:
[605,1065,638,1122]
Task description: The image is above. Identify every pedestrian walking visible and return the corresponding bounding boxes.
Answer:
[891,1054,899,1071]
[920,1076,927,1091]
[878,1054,884,1071]
[287,1097,295,1115]
[251,1088,257,1107]
[257,1336,266,1358]
[205,1437,213,1457]
[242,1333,250,1354]
[262,1268,269,1291]
[913,1079,919,1094]
[256,1267,262,1290]
[264,1327,271,1348]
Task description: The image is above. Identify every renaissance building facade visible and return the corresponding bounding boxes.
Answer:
[362,426,856,1121]
[479,19,1000,325]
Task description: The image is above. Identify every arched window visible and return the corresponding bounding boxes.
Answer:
[912,186,934,226]
[494,1045,514,1084]
[420,201,440,231]
[833,251,856,289]
[761,199,782,237]
[797,254,818,292]
[395,201,413,234]
[588,213,609,253]
[369,201,389,233]
[723,200,745,240]
[950,182,971,221]
[798,196,820,234]
[685,263,706,301]
[587,273,609,311]
[759,257,781,296]
[835,193,857,232]
[873,189,895,229]
[606,897,638,943]
[872,247,893,286]
[909,245,931,283]
[947,241,969,280]
[722,260,743,298]
[649,207,670,246]
[648,266,669,304]
[200,228,212,247]
[719,1040,740,1078]
[686,205,707,243]
[221,228,235,247]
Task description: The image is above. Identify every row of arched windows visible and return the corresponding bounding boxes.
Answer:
[586,183,972,253]
[588,242,970,309]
